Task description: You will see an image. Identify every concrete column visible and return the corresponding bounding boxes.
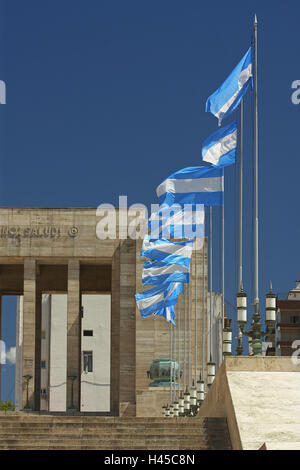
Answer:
[67,260,81,411]
[119,239,136,416]
[22,259,37,410]
[111,244,120,415]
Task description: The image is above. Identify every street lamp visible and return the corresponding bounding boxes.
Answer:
[236,286,247,355]
[239,282,277,356]
[190,380,198,416]
[207,360,215,388]
[178,391,185,417]
[173,400,179,417]
[197,374,205,408]
[184,386,191,416]
[223,318,232,356]
[265,281,277,345]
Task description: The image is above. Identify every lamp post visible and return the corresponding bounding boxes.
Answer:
[223,318,232,356]
[68,375,77,410]
[23,375,32,410]
[265,281,276,343]
[184,386,191,416]
[178,391,185,417]
[238,282,277,356]
[236,286,247,355]
[196,374,205,409]
[207,360,215,388]
[190,380,198,416]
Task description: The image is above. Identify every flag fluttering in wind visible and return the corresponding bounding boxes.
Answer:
[202,121,237,168]
[206,47,253,124]
[156,166,224,207]
[148,204,205,242]
[141,236,194,264]
[142,258,190,286]
[135,281,184,326]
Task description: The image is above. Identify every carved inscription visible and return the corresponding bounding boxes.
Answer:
[0,226,79,240]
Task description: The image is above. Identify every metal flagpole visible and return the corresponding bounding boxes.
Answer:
[239,99,244,290]
[218,120,225,333]
[236,99,245,356]
[174,308,177,401]
[254,14,259,319]
[183,284,187,391]
[194,240,198,385]
[221,205,225,330]
[170,323,172,404]
[209,206,213,360]
[238,16,262,356]
[188,276,192,389]
[177,295,181,396]
[252,14,261,356]
[202,222,205,379]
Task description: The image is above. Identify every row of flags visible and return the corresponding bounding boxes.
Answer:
[135,46,254,325]
[136,238,194,325]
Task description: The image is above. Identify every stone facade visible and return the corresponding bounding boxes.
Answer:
[0,207,208,416]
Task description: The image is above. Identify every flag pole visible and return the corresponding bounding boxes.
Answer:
[177,295,181,398]
[236,98,245,356]
[183,284,187,391]
[170,323,173,405]
[239,99,244,290]
[202,221,205,380]
[194,240,198,386]
[254,14,259,315]
[188,274,192,389]
[221,194,225,334]
[217,121,225,335]
[252,14,262,355]
[239,14,262,356]
[209,206,213,361]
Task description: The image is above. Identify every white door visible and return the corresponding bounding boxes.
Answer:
[80,294,111,412]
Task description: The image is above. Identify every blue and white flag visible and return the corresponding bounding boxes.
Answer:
[142,259,190,286]
[141,236,194,264]
[156,166,224,207]
[135,282,183,325]
[148,204,205,241]
[206,48,253,124]
[155,305,176,326]
[202,121,237,168]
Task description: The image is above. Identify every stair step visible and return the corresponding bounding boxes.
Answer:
[0,415,231,450]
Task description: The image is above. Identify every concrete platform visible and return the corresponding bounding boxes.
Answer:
[198,357,300,450]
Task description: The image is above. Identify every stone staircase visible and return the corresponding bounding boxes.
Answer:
[0,414,231,450]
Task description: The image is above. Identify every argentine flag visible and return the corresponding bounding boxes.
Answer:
[148,204,205,241]
[206,48,253,124]
[156,166,224,207]
[141,236,194,263]
[135,282,183,325]
[202,121,237,168]
[142,259,190,286]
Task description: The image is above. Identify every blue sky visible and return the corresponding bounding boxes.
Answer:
[1,0,300,401]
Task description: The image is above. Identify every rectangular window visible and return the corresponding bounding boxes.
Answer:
[290,316,300,324]
[41,330,46,340]
[83,351,93,373]
[83,330,93,336]
[41,360,46,369]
